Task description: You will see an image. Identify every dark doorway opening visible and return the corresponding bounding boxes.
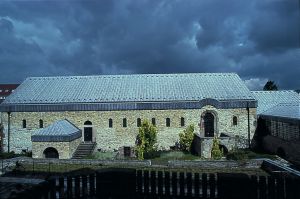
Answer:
[84,121,93,142]
[204,112,215,137]
[84,127,92,142]
[219,145,228,155]
[124,147,131,157]
[43,147,59,158]
[277,147,286,158]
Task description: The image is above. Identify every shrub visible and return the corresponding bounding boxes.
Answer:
[0,151,16,159]
[135,120,158,160]
[211,137,223,159]
[179,125,195,152]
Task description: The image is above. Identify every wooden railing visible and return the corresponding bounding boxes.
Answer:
[10,168,300,199]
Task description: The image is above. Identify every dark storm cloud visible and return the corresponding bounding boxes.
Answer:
[0,0,299,90]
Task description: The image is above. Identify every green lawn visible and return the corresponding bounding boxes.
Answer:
[151,151,201,165]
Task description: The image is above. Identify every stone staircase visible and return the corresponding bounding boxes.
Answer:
[72,142,96,159]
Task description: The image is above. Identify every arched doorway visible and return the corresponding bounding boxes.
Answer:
[204,112,215,137]
[43,147,59,158]
[84,121,93,142]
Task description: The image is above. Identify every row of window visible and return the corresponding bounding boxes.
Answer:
[22,118,185,128]
[22,116,239,129]
[107,117,184,128]
[22,119,43,128]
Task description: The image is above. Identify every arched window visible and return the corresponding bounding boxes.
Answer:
[180,117,185,127]
[39,119,43,128]
[109,118,113,128]
[233,116,238,126]
[84,121,92,125]
[22,119,26,128]
[137,118,141,127]
[123,118,127,127]
[166,118,170,127]
[152,118,156,126]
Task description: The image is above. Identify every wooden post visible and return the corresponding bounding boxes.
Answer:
[157,171,163,196]
[144,170,149,195]
[150,170,156,195]
[136,170,143,195]
[172,172,178,196]
[267,176,275,199]
[209,174,216,198]
[179,172,185,197]
[82,175,87,197]
[250,175,258,199]
[259,176,267,199]
[276,177,284,199]
[186,172,192,197]
[75,176,80,197]
[202,173,208,199]
[49,178,56,199]
[194,173,200,197]
[58,177,65,198]
[165,171,170,196]
[89,173,95,196]
[67,176,73,198]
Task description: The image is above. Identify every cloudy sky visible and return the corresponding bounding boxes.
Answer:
[0,0,299,90]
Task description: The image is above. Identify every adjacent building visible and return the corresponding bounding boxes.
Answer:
[252,91,300,164]
[0,73,257,159]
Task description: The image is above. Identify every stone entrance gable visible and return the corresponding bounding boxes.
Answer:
[31,119,81,159]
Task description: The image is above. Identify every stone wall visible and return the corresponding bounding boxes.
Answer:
[32,137,81,159]
[199,136,249,158]
[0,106,256,155]
[262,135,300,163]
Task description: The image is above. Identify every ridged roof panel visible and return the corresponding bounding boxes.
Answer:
[3,73,255,104]
[261,103,300,120]
[251,90,300,114]
[32,119,80,136]
[31,119,82,142]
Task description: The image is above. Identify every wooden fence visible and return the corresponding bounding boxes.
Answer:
[10,168,300,199]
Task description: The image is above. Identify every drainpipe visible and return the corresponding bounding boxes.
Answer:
[247,102,250,148]
[7,112,11,153]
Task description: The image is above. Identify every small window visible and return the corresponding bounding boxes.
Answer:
[152,118,156,126]
[39,119,43,128]
[233,116,238,126]
[166,118,170,127]
[109,118,113,128]
[137,118,141,127]
[22,119,26,128]
[123,118,127,127]
[180,117,185,127]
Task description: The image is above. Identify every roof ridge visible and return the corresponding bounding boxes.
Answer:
[25,72,238,80]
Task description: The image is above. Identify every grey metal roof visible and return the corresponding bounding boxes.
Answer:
[260,103,300,120]
[251,90,300,114]
[31,119,82,142]
[3,73,254,104]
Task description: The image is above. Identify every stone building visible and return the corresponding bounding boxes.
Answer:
[252,91,300,164]
[0,73,257,159]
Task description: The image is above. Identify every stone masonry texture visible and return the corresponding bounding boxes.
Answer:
[1,106,256,158]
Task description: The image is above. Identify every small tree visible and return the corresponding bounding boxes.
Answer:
[211,137,223,159]
[179,124,195,152]
[263,80,278,91]
[135,120,157,160]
